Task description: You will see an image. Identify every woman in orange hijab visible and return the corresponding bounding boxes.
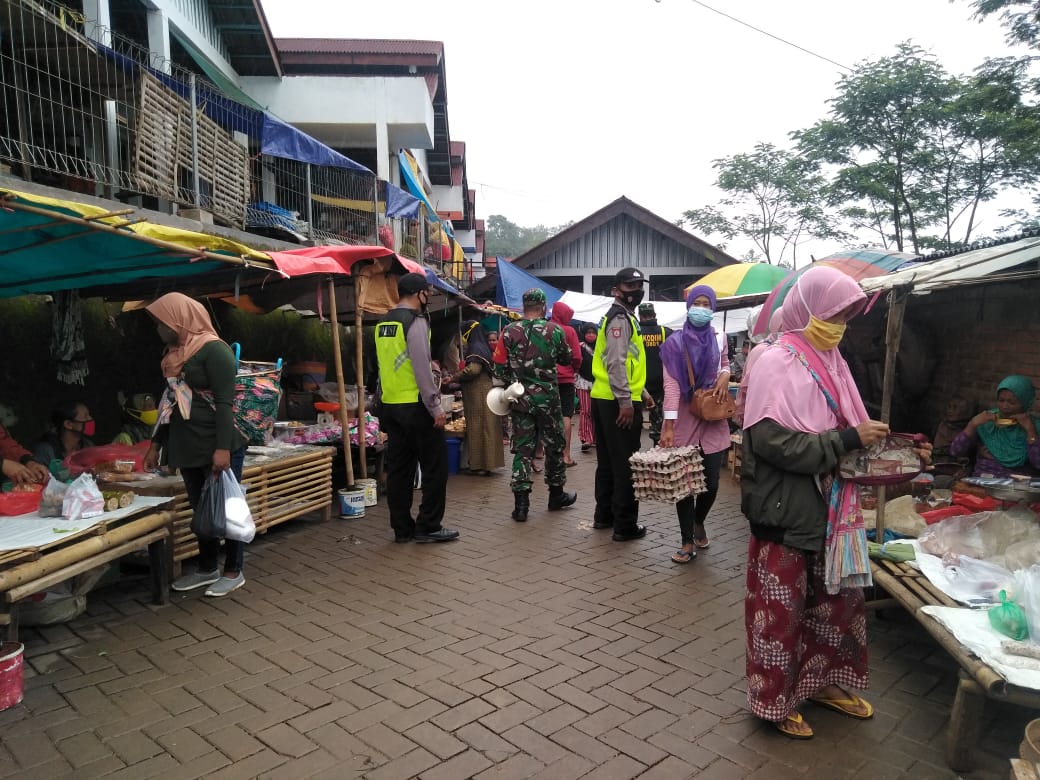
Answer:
[143,293,248,598]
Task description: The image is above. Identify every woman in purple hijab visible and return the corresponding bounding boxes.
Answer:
[659,284,731,563]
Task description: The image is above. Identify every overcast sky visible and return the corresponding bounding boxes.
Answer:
[260,0,1028,261]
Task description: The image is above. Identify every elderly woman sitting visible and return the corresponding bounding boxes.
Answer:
[950,375,1040,478]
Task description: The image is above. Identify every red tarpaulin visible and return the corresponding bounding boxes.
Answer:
[267,244,396,278]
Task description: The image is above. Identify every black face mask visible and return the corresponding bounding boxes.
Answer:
[620,289,645,309]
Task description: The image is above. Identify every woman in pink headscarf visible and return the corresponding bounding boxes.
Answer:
[740,266,906,739]
[733,305,783,427]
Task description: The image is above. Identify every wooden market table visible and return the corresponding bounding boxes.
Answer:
[0,496,175,641]
[108,445,335,562]
[871,559,1040,771]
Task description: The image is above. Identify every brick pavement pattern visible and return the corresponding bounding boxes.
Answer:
[0,440,1033,779]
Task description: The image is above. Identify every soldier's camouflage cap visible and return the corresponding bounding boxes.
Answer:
[522,288,547,305]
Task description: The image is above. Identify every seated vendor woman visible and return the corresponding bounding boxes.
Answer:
[33,401,95,468]
[950,375,1040,478]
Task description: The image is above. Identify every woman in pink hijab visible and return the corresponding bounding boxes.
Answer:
[740,266,897,739]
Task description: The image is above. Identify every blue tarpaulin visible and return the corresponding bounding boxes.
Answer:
[494,258,563,309]
[260,114,371,173]
[398,151,441,224]
[386,182,421,219]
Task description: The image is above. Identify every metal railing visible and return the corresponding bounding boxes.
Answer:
[0,0,379,248]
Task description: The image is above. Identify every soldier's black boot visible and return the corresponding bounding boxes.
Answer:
[547,485,577,511]
[512,491,530,522]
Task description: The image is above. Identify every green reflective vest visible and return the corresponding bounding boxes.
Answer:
[591,306,647,401]
[375,309,424,404]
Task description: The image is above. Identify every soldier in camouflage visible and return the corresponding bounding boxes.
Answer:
[492,288,578,522]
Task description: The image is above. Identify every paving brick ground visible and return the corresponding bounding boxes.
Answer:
[0,437,1034,779]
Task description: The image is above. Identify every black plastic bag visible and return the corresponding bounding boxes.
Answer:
[190,474,226,539]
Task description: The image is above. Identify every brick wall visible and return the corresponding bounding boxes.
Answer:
[844,277,1040,436]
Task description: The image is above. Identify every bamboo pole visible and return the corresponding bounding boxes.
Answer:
[874,286,910,538]
[355,274,368,478]
[328,277,355,487]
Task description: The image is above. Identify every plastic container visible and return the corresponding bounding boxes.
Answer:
[445,438,462,475]
[0,642,24,711]
[337,487,366,518]
[357,478,378,507]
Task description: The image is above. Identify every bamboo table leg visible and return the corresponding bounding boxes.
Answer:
[946,672,986,771]
[148,534,170,605]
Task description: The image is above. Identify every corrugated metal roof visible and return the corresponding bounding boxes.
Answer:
[276,38,443,57]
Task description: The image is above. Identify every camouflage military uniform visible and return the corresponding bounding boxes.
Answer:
[494,313,572,494]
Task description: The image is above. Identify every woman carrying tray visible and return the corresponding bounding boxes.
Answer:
[658,284,730,562]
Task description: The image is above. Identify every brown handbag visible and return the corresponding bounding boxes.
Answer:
[685,348,735,421]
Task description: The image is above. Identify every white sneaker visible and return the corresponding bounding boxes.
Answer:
[171,569,220,592]
[204,572,245,598]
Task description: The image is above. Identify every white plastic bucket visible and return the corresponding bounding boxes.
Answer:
[357,478,378,507]
[337,487,366,518]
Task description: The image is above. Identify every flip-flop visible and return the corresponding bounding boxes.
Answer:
[694,537,710,549]
[774,712,813,739]
[671,549,695,564]
[564,460,577,467]
[809,690,874,720]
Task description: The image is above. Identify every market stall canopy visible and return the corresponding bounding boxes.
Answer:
[860,234,1040,295]
[495,258,563,309]
[0,187,277,299]
[752,248,919,336]
[0,187,450,313]
[684,262,789,298]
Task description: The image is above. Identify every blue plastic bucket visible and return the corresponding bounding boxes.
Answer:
[337,487,366,518]
[445,438,462,475]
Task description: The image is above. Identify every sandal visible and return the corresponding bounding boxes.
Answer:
[532,463,543,473]
[775,712,813,739]
[671,549,695,564]
[693,523,710,549]
[809,688,873,720]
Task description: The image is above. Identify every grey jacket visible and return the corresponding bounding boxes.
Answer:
[740,418,862,553]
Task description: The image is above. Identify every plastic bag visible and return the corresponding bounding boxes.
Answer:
[1012,566,1040,642]
[989,589,1030,641]
[61,473,104,521]
[63,442,149,477]
[0,489,41,516]
[919,507,1040,561]
[221,470,254,543]
[190,475,225,539]
[38,475,68,517]
[189,471,254,542]
[943,556,1014,605]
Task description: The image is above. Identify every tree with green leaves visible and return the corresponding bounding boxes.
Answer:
[794,42,1040,253]
[680,142,849,267]
[484,214,570,259]
[965,0,1040,49]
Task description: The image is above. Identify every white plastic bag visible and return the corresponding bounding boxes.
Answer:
[942,556,1014,606]
[221,470,255,543]
[61,473,104,521]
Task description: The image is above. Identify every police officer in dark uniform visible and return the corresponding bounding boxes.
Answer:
[375,273,460,544]
[638,302,672,445]
[591,267,654,541]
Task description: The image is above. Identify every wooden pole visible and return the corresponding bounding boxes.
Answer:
[874,286,910,537]
[328,277,355,487]
[355,274,367,478]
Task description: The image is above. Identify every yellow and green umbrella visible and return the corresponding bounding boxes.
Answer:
[684,262,789,299]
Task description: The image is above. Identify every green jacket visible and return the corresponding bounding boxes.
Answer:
[740,418,862,553]
[153,341,246,469]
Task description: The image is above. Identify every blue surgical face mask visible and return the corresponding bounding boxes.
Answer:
[687,306,714,327]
